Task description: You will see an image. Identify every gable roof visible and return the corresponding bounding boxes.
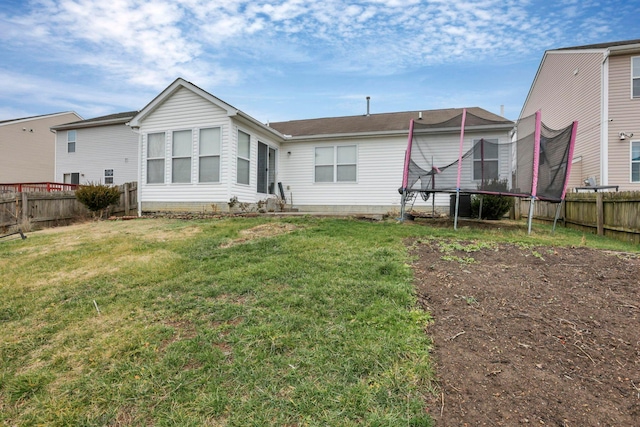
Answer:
[554,39,640,51]
[51,111,138,131]
[128,78,285,140]
[269,107,513,139]
[521,38,640,120]
[0,111,82,127]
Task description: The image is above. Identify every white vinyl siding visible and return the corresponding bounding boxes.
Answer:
[281,132,510,211]
[633,56,640,98]
[520,51,602,189]
[172,130,192,183]
[199,127,221,182]
[237,130,250,185]
[147,132,166,184]
[67,130,76,153]
[632,141,640,182]
[136,82,289,210]
[314,145,357,183]
[55,123,138,185]
[608,55,640,190]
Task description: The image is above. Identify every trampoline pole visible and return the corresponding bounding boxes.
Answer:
[454,189,460,230]
[432,156,435,217]
[400,189,406,222]
[552,200,563,234]
[478,196,484,219]
[432,194,435,217]
[527,197,535,235]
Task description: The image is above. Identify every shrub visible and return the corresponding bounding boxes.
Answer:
[470,178,514,220]
[75,183,121,218]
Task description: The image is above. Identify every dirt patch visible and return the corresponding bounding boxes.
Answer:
[410,240,640,426]
[220,223,298,248]
[34,219,202,244]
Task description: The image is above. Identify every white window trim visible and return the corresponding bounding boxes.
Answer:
[104,169,114,185]
[67,130,76,153]
[146,132,166,185]
[171,129,193,184]
[198,127,222,183]
[631,140,640,183]
[237,129,251,186]
[632,56,640,99]
[314,145,358,183]
[472,138,500,181]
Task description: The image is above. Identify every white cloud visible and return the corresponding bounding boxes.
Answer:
[0,0,628,111]
[0,69,150,116]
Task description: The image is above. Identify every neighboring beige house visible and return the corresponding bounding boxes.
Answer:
[520,39,640,191]
[0,112,82,183]
[51,111,139,185]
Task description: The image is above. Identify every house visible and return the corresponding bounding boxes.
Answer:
[129,78,513,214]
[520,39,640,191]
[51,111,139,185]
[0,111,82,183]
[271,108,514,212]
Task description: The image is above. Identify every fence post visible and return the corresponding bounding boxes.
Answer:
[513,198,521,220]
[596,193,604,236]
[124,183,130,216]
[21,192,28,225]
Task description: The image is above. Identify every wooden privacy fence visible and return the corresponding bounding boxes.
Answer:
[520,191,640,244]
[0,182,137,232]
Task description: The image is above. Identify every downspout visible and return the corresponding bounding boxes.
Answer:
[129,125,142,217]
[600,50,610,185]
[50,129,58,182]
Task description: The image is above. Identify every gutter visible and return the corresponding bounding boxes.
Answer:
[233,110,288,140]
[51,117,135,131]
[600,49,611,185]
[282,123,514,142]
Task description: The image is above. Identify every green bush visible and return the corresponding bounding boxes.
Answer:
[75,183,121,218]
[470,178,514,220]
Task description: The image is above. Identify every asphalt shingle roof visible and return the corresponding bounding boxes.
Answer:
[269,107,512,137]
[555,38,640,51]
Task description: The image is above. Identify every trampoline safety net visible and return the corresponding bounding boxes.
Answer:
[401,110,577,209]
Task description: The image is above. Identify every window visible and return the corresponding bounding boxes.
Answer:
[314,145,357,183]
[199,127,221,182]
[63,172,80,185]
[67,130,76,153]
[104,169,114,184]
[632,141,640,182]
[473,139,499,181]
[237,130,250,185]
[147,132,165,184]
[633,57,640,98]
[172,130,192,183]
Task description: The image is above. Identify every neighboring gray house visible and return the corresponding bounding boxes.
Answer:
[129,78,513,214]
[51,111,139,185]
[520,39,640,191]
[0,112,82,183]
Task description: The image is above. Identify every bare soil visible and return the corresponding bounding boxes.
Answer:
[410,235,640,426]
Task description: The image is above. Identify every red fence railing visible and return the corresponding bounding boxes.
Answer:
[0,182,80,193]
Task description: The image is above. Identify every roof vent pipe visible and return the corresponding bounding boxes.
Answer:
[418,111,423,120]
[366,96,370,116]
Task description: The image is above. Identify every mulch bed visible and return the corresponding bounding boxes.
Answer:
[410,238,640,426]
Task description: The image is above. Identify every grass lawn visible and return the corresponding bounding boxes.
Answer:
[0,216,636,426]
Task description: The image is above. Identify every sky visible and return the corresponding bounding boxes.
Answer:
[1,0,639,124]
